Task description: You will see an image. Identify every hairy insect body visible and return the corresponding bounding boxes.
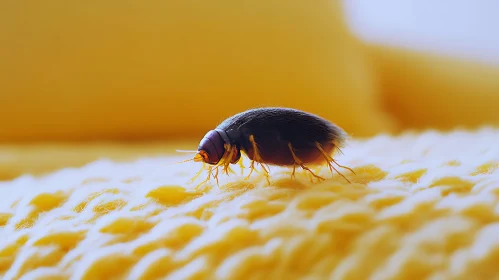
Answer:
[191,107,354,185]
[217,108,345,165]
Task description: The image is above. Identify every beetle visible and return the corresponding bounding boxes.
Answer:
[180,107,355,185]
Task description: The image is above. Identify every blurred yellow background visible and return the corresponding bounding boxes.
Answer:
[1,0,499,179]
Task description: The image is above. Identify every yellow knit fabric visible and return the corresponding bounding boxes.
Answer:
[1,128,499,279]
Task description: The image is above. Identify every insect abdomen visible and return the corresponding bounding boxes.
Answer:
[218,107,345,166]
[242,133,336,166]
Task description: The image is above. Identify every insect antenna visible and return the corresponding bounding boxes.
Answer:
[163,148,206,166]
[165,157,197,166]
[175,149,199,153]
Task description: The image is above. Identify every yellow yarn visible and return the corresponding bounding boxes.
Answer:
[1,128,499,279]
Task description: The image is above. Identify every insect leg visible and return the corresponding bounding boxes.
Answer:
[217,144,234,176]
[225,165,237,175]
[315,142,352,183]
[220,162,230,176]
[245,160,256,180]
[196,165,213,189]
[223,145,237,175]
[209,143,238,180]
[238,159,245,176]
[247,134,271,183]
[306,171,314,182]
[287,143,325,182]
[336,146,345,156]
[213,166,220,187]
[258,162,271,185]
[189,162,207,184]
[248,135,265,163]
[327,144,354,174]
[331,158,356,175]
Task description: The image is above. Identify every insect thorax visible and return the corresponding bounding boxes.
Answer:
[215,129,241,147]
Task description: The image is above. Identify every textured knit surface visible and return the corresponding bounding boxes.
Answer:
[1,128,499,280]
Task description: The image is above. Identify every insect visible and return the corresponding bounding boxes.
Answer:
[177,107,355,185]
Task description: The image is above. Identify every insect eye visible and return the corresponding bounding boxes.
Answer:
[194,150,210,163]
[199,150,209,162]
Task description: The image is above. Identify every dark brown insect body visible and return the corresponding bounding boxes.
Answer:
[192,107,354,183]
